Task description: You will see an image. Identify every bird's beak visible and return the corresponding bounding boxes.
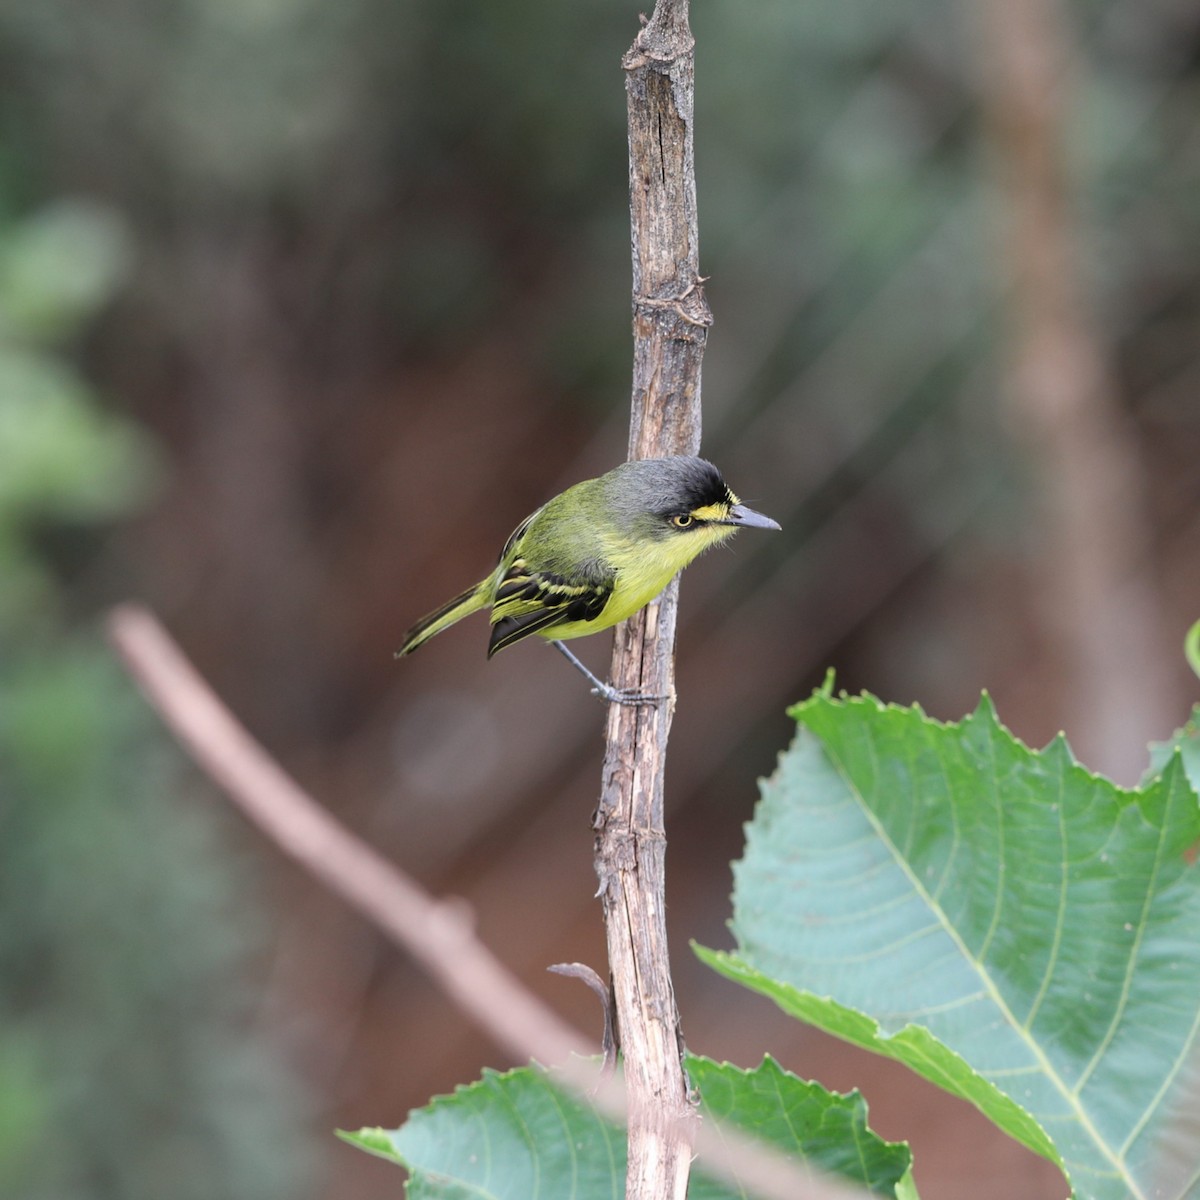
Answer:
[727,503,781,531]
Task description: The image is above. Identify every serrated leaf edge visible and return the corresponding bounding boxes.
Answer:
[694,945,1061,1168]
[748,690,1200,1199]
[795,697,1194,1196]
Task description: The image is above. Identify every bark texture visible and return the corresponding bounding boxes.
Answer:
[593,2,711,1198]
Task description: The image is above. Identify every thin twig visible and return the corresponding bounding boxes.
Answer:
[107,603,873,1200]
[547,962,618,1079]
[107,604,588,1068]
[595,1,710,1197]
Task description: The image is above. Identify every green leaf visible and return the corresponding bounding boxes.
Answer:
[340,1056,915,1199]
[0,200,132,337]
[699,691,1200,1200]
[0,351,157,520]
[340,1065,625,1200]
[1148,708,1200,798]
[687,1055,913,1198]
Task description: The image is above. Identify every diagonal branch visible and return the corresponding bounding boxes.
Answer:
[107,602,873,1200]
[108,604,588,1068]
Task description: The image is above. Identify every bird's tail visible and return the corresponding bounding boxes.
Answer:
[395,581,490,657]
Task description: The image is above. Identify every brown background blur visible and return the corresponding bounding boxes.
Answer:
[2,0,1198,1198]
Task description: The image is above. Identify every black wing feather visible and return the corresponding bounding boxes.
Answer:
[488,607,573,657]
[487,561,613,658]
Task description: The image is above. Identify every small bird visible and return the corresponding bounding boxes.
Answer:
[395,456,781,704]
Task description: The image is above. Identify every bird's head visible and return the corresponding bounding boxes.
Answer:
[605,456,781,553]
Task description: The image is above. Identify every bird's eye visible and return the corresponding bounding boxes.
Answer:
[671,513,694,529]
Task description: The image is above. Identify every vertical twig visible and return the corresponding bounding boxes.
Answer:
[593,2,711,1198]
[977,0,1177,782]
[106,610,881,1200]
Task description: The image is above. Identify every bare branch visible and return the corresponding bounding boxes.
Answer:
[107,603,588,1069]
[108,603,874,1200]
[547,962,618,1079]
[593,1,711,1197]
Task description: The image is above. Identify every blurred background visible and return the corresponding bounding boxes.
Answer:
[2,0,1198,1197]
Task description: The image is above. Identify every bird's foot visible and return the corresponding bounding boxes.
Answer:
[590,682,667,707]
[549,639,669,707]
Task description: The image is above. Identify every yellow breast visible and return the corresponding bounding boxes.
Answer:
[542,522,735,642]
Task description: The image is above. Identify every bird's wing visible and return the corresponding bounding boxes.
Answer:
[486,558,614,658]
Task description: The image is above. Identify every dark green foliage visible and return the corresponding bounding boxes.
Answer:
[343,1056,916,1199]
[0,203,311,1200]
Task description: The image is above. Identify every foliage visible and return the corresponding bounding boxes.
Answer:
[343,1055,916,1199]
[3,0,1198,1195]
[0,201,311,1200]
[350,679,1200,1199]
[699,685,1200,1200]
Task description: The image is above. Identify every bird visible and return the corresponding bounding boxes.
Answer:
[395,455,781,704]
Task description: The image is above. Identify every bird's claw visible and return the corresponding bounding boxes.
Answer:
[590,683,667,707]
